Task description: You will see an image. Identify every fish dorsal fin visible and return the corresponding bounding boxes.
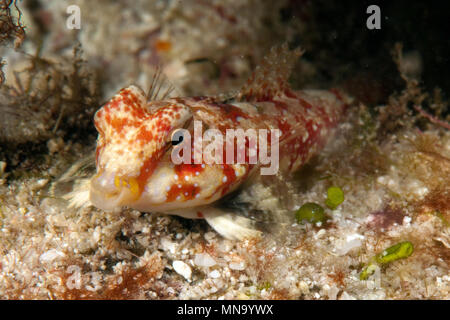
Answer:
[147,66,177,102]
[236,43,303,102]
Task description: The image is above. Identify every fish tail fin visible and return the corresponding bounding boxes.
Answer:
[237,43,303,102]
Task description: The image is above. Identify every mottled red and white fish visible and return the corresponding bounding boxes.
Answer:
[77,44,350,240]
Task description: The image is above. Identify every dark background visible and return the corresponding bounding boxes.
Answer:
[284,0,450,107]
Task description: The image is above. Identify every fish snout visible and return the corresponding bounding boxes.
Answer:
[89,171,140,211]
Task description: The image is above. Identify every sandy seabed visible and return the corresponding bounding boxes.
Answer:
[0,0,448,299]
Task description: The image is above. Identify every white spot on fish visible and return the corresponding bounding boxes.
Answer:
[222,176,227,183]
[302,132,309,142]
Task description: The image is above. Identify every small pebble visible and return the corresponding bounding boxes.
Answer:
[39,249,65,263]
[194,253,216,267]
[229,261,246,271]
[209,270,220,278]
[173,260,192,280]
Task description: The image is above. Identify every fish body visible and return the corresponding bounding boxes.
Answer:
[88,45,350,239]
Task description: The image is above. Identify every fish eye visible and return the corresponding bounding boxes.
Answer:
[171,129,185,146]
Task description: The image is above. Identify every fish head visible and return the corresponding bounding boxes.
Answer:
[90,85,193,211]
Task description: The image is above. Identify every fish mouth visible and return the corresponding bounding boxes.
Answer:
[89,171,140,212]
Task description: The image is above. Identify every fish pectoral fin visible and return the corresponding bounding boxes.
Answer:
[63,177,92,209]
[50,153,96,209]
[203,207,262,241]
